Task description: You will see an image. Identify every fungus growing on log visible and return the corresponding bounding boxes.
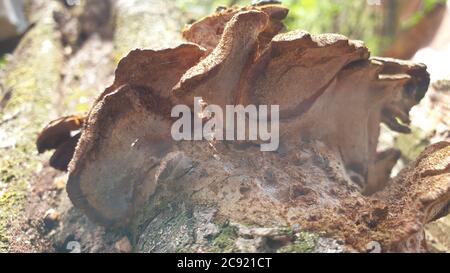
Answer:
[67,44,205,226]
[37,4,450,252]
[37,115,85,171]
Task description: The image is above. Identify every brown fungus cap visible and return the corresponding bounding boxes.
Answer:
[37,115,85,154]
[183,4,288,53]
[36,115,85,171]
[174,10,270,109]
[66,44,205,226]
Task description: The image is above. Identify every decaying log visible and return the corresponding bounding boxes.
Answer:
[37,4,450,252]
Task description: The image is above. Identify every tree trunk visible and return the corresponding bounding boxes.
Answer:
[1,1,449,254]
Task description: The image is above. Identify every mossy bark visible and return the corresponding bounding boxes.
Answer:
[0,2,64,251]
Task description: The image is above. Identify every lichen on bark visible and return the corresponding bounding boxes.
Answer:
[0,2,64,251]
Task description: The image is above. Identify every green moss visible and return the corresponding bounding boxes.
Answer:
[0,178,27,250]
[0,6,63,251]
[394,126,429,162]
[0,55,6,69]
[277,232,318,253]
[176,246,196,253]
[209,221,239,253]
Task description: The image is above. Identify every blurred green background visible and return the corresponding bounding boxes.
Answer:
[0,0,447,60]
[174,0,447,55]
[0,55,5,68]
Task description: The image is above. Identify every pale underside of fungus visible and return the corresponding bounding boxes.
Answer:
[37,4,450,252]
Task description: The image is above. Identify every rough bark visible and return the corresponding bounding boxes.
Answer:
[0,1,65,251]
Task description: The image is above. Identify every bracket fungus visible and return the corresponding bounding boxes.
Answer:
[37,115,85,171]
[37,4,450,252]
